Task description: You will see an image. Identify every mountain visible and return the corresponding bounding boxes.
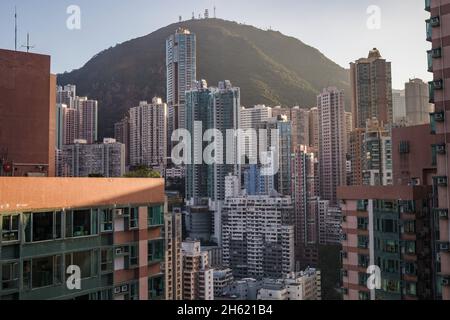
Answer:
[58,18,350,138]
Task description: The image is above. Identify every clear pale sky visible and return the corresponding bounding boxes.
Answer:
[0,0,431,89]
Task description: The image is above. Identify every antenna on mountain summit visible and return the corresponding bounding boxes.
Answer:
[214,5,216,18]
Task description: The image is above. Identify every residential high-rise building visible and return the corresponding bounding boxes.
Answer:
[291,145,319,268]
[75,97,98,144]
[317,87,347,205]
[164,207,183,300]
[392,89,407,125]
[0,177,166,300]
[57,84,76,109]
[426,0,450,300]
[182,240,214,300]
[258,116,292,196]
[114,114,131,167]
[271,106,310,149]
[318,206,342,245]
[345,112,353,154]
[222,195,295,279]
[339,186,434,300]
[405,78,433,126]
[240,105,272,162]
[166,28,197,132]
[350,48,393,129]
[349,128,365,186]
[58,138,125,177]
[129,98,167,168]
[362,118,393,186]
[185,80,240,202]
[309,107,320,150]
[0,49,56,177]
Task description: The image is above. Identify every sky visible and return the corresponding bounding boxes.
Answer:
[0,0,431,89]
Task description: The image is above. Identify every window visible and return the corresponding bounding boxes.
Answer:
[101,249,113,273]
[148,240,164,263]
[2,215,19,242]
[358,236,369,249]
[129,208,139,230]
[100,209,113,233]
[126,245,139,269]
[32,212,54,242]
[404,241,417,255]
[382,219,397,233]
[404,283,417,296]
[32,256,54,289]
[149,276,164,300]
[383,240,399,254]
[72,210,92,237]
[357,217,369,230]
[2,262,19,290]
[23,260,31,290]
[359,273,369,286]
[358,255,369,268]
[66,251,92,279]
[148,206,164,227]
[403,220,416,234]
[404,262,417,276]
[359,291,370,300]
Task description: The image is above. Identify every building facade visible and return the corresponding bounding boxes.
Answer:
[0,177,166,300]
[58,138,125,178]
[222,195,295,280]
[350,48,393,129]
[0,50,56,177]
[129,98,168,169]
[405,78,433,126]
[317,87,347,205]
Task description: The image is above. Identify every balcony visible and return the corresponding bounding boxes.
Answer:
[425,0,431,12]
[426,19,433,42]
[428,82,435,103]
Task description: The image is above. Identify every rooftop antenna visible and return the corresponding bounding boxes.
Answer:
[21,33,35,53]
[192,12,195,20]
[179,15,182,22]
[14,6,18,51]
[214,5,216,18]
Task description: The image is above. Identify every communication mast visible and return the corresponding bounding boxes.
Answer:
[21,33,35,53]
[14,6,18,51]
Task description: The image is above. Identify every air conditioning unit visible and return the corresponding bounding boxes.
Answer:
[439,242,450,252]
[115,247,124,255]
[114,287,121,294]
[436,144,446,155]
[442,277,450,286]
[430,16,441,27]
[437,209,449,219]
[121,285,129,292]
[436,176,448,186]
[434,80,444,91]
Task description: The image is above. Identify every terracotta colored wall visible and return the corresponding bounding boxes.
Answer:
[0,177,164,213]
[0,49,55,177]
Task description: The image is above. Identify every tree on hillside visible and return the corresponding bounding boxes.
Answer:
[124,166,161,178]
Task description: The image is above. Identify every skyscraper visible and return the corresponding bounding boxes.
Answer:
[185,80,240,202]
[309,107,320,150]
[405,78,433,126]
[166,28,197,132]
[350,48,393,129]
[392,89,406,125]
[114,114,131,166]
[317,87,347,205]
[291,145,319,268]
[240,105,272,161]
[129,98,167,168]
[76,97,98,144]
